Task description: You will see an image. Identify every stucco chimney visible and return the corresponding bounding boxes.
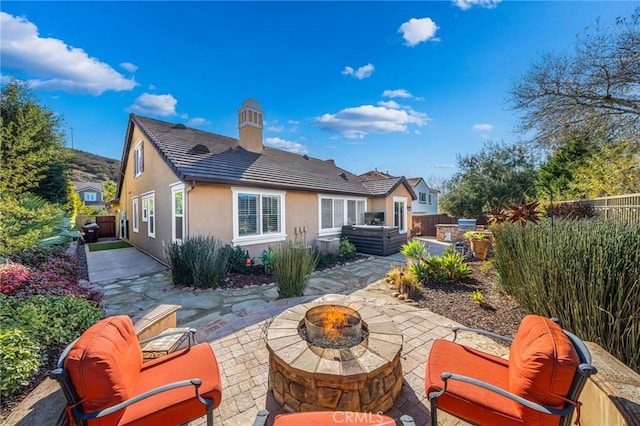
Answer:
[238,99,263,154]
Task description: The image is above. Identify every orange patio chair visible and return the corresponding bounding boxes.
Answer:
[253,410,415,426]
[49,315,222,426]
[425,315,596,426]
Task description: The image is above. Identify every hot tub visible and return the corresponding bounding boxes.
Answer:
[341,225,407,256]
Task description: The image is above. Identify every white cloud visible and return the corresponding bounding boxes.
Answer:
[341,63,375,79]
[0,12,137,95]
[264,137,308,154]
[473,123,494,131]
[288,120,300,125]
[128,93,177,116]
[377,100,401,109]
[414,130,421,135]
[120,62,138,73]
[434,164,456,169]
[316,104,428,139]
[382,89,414,99]
[453,0,502,11]
[148,84,156,90]
[398,17,439,47]
[187,117,209,126]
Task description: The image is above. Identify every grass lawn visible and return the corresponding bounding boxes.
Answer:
[87,241,132,252]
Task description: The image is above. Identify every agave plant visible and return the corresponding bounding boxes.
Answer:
[507,198,542,228]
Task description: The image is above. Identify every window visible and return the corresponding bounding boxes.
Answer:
[133,141,144,177]
[171,185,184,242]
[142,197,148,222]
[142,193,155,238]
[132,197,139,233]
[232,188,285,244]
[428,194,432,204]
[419,192,427,204]
[320,196,365,233]
[84,192,97,202]
[393,197,407,234]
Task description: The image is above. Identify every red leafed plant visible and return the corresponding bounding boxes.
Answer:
[507,199,542,228]
[487,207,509,225]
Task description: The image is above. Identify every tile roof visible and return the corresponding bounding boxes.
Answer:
[130,115,378,197]
[361,177,405,196]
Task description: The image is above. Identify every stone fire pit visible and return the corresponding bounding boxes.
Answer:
[266,299,403,413]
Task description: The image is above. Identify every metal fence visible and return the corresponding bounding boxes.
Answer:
[557,193,640,224]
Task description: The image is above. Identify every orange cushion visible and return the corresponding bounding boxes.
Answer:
[426,339,523,426]
[116,343,222,425]
[509,315,580,425]
[274,411,399,426]
[65,315,142,426]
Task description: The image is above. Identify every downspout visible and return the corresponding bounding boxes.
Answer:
[185,179,196,239]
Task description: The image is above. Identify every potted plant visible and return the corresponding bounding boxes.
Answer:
[464,231,490,260]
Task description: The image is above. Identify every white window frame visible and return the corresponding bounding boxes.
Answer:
[318,195,367,236]
[419,192,427,204]
[393,196,408,234]
[142,197,148,222]
[171,183,185,243]
[133,140,144,177]
[428,193,433,205]
[84,192,97,202]
[132,197,139,233]
[142,191,155,238]
[232,187,286,245]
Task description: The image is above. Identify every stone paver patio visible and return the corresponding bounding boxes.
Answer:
[96,254,509,425]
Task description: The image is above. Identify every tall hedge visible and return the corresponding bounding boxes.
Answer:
[492,220,640,373]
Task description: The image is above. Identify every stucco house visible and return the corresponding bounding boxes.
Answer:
[72,181,104,206]
[406,177,439,215]
[114,99,416,263]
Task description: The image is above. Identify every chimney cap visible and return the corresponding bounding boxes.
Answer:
[240,98,262,111]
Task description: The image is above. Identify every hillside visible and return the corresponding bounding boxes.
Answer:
[68,149,120,182]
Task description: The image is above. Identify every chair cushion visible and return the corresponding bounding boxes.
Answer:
[117,343,222,425]
[509,315,580,425]
[274,411,399,425]
[65,315,142,426]
[426,339,523,426]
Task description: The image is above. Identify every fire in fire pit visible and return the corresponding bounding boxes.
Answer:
[301,305,367,348]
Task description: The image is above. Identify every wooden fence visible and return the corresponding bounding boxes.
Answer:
[556,193,640,224]
[412,214,458,236]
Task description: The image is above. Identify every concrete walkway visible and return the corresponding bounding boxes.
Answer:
[5,240,507,426]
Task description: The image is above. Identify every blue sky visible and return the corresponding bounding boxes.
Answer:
[1,1,637,185]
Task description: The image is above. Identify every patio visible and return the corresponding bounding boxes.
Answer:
[92,244,507,425]
[5,241,506,425]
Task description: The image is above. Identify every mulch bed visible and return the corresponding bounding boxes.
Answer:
[416,261,526,338]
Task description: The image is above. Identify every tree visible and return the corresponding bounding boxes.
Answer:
[440,141,538,218]
[569,140,640,197]
[511,8,640,148]
[102,180,117,207]
[0,81,70,203]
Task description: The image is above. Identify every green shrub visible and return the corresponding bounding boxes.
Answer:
[0,329,41,397]
[400,239,429,262]
[0,193,70,256]
[0,293,102,397]
[165,236,230,289]
[396,271,422,300]
[227,245,252,273]
[493,220,640,373]
[315,252,337,269]
[339,238,357,260]
[0,294,102,350]
[408,261,432,283]
[272,241,319,298]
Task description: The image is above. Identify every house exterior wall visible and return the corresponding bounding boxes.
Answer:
[188,186,324,259]
[117,124,181,263]
[412,180,438,215]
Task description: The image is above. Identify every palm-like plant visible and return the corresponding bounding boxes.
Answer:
[507,198,542,228]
